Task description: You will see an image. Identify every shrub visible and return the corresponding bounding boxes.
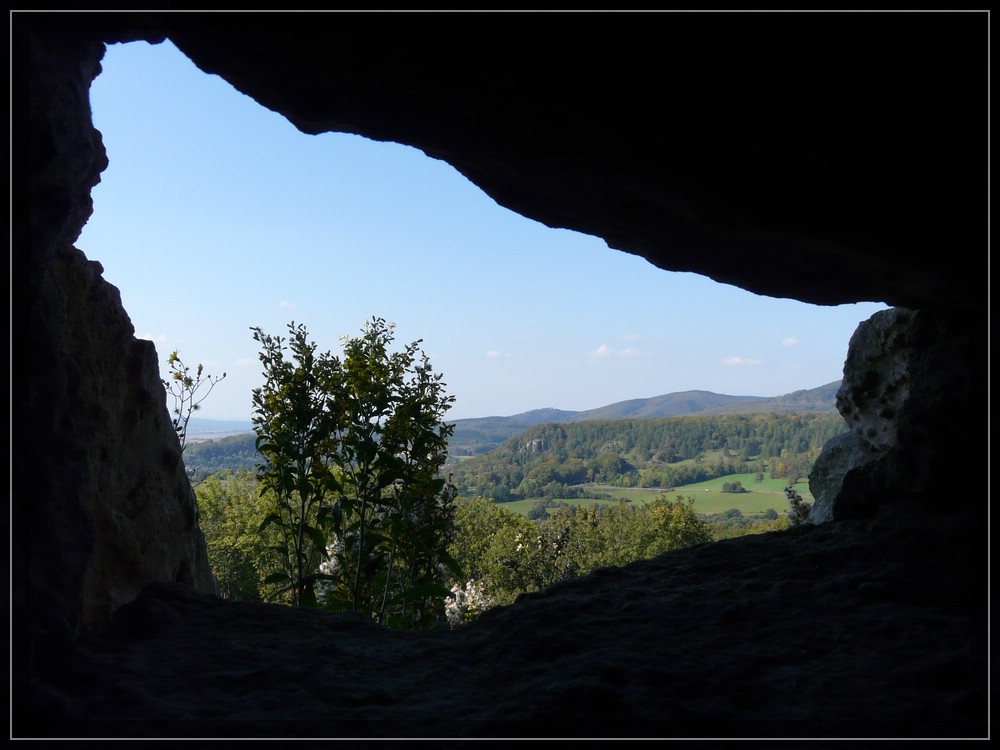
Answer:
[785,486,813,526]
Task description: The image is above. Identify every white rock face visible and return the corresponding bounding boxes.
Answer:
[808,308,914,523]
[836,308,915,452]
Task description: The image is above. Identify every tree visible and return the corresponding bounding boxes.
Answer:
[195,470,285,603]
[163,350,226,452]
[319,317,461,628]
[644,495,713,552]
[448,496,538,607]
[447,494,713,617]
[785,485,813,526]
[251,322,342,607]
[251,319,461,627]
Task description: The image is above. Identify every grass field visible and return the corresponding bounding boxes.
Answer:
[495,473,813,518]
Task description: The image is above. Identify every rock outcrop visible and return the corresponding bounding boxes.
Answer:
[809,307,981,523]
[13,11,988,739]
[16,20,215,653]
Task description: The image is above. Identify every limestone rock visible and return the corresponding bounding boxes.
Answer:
[811,306,981,521]
[837,308,916,452]
[808,432,880,524]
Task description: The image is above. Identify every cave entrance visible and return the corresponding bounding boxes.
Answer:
[77,40,889,608]
[80,39,887,427]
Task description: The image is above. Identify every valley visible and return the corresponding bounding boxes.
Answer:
[184,382,838,523]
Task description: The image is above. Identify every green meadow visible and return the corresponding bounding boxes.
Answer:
[499,473,813,518]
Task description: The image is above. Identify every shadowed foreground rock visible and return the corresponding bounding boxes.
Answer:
[26,511,985,739]
[14,11,988,742]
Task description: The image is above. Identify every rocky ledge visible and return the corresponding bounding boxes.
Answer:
[21,510,987,740]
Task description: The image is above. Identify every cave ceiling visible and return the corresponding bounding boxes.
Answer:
[91,12,986,312]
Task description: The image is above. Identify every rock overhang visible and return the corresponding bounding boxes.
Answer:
[84,10,986,313]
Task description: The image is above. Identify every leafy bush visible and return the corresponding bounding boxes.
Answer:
[251,319,460,628]
[447,494,712,617]
[705,512,790,540]
[195,471,285,603]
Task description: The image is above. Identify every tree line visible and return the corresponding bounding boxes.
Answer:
[450,413,845,501]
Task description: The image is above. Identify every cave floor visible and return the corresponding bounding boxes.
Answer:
[23,513,989,740]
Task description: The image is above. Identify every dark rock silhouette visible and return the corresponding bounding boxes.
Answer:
[13,11,988,739]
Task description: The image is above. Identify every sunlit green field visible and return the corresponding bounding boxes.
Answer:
[496,473,813,517]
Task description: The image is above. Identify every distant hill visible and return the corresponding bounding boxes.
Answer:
[185,418,254,441]
[697,381,842,415]
[448,411,847,503]
[448,381,840,455]
[439,409,580,455]
[183,432,258,481]
[569,391,768,421]
[179,382,842,477]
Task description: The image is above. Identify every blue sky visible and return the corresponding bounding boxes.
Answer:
[77,40,888,422]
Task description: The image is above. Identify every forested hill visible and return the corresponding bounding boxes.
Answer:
[696,380,842,415]
[448,381,840,456]
[448,412,847,502]
[183,433,259,481]
[181,382,841,482]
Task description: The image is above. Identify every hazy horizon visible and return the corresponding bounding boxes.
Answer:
[183,377,841,427]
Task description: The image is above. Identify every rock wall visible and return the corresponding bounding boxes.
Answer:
[17,20,215,650]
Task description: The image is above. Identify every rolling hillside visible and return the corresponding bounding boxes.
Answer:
[448,381,840,456]
[181,382,842,478]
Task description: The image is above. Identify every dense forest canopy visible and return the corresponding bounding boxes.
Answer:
[447,413,846,502]
[183,433,259,481]
[183,413,845,502]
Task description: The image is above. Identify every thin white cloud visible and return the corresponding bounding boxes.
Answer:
[234,357,255,367]
[619,347,647,358]
[138,332,168,344]
[781,337,800,348]
[589,344,648,359]
[619,333,641,342]
[722,356,762,367]
[279,300,297,309]
[486,350,510,359]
